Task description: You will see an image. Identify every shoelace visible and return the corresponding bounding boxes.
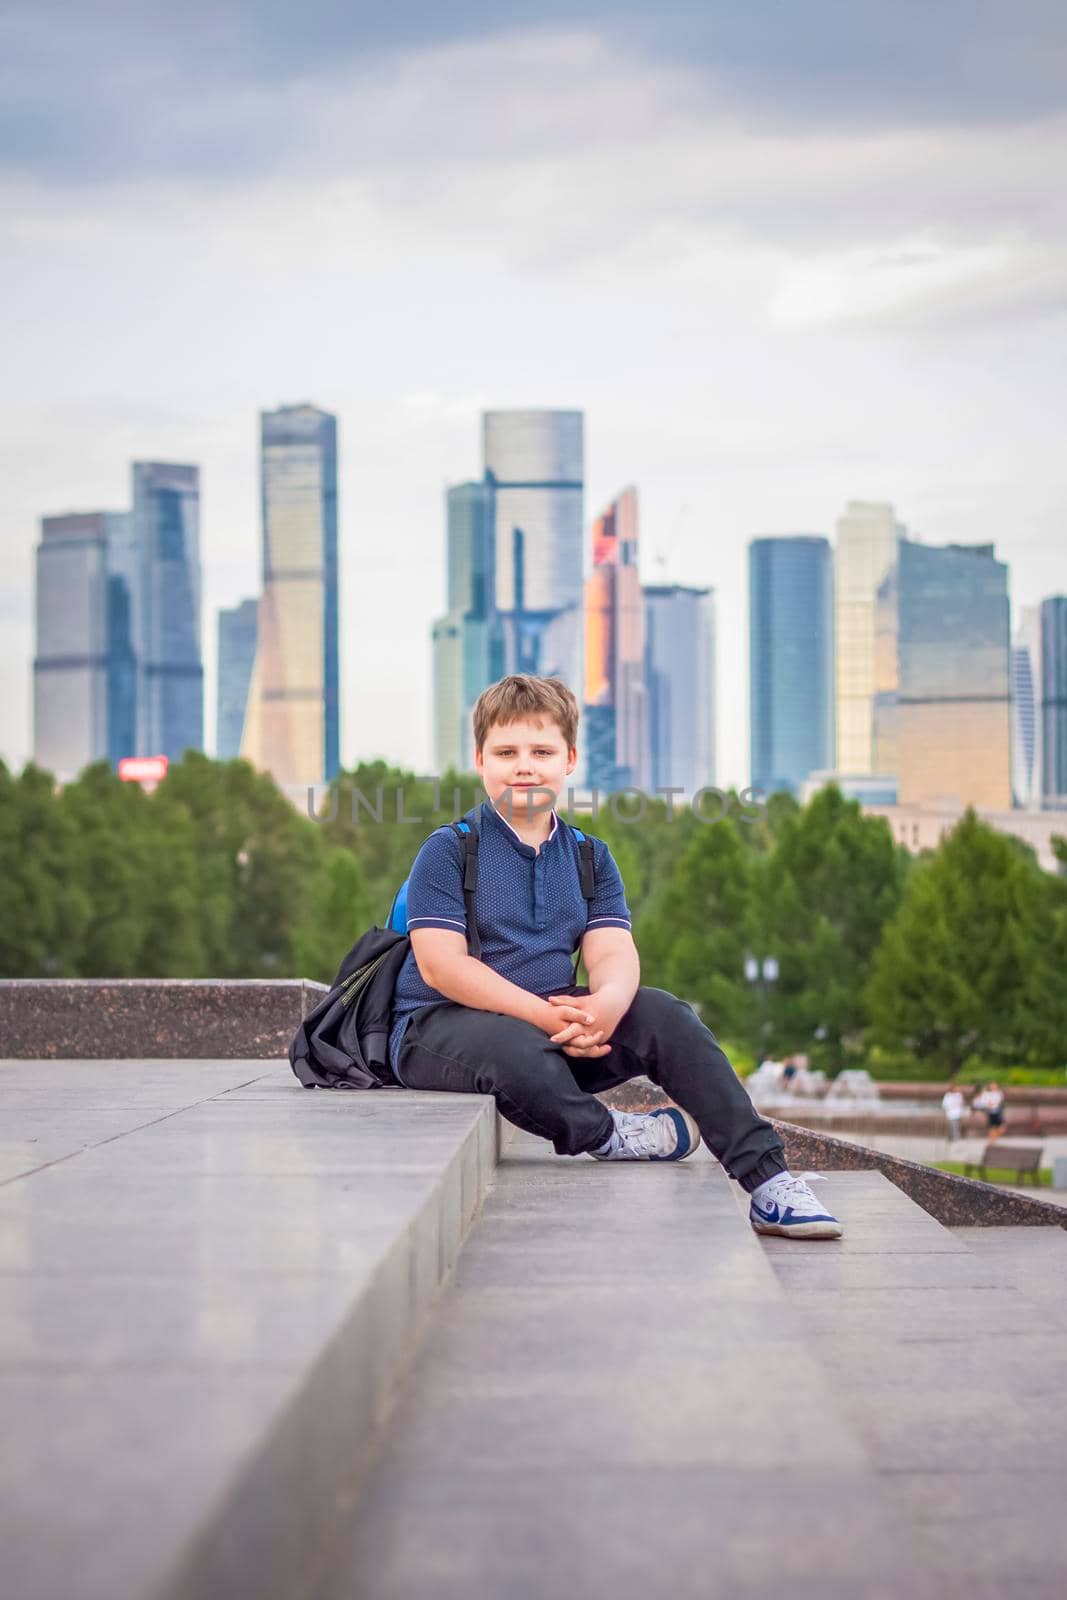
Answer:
[763,1173,827,1211]
[616,1112,673,1158]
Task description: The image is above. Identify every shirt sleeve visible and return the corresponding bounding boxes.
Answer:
[584,838,632,931]
[404,828,469,936]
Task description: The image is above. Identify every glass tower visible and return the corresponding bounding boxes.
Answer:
[432,481,501,772]
[1011,605,1042,809]
[644,583,716,797]
[835,501,905,774]
[33,513,110,779]
[483,410,584,693]
[1041,595,1067,806]
[216,598,259,761]
[242,405,339,788]
[133,461,203,762]
[584,486,647,789]
[749,536,835,796]
[885,540,1011,809]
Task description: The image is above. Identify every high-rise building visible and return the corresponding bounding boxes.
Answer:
[483,410,584,691]
[432,615,465,775]
[584,486,647,789]
[749,537,834,796]
[216,599,259,761]
[133,461,203,762]
[879,540,1011,810]
[33,514,110,779]
[835,501,905,774]
[242,405,339,788]
[1011,605,1043,810]
[432,482,501,772]
[644,583,716,797]
[104,511,138,768]
[1041,595,1067,806]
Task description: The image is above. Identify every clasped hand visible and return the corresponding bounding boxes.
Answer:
[543,995,618,1058]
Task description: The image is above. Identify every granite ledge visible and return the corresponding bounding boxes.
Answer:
[0,979,329,1060]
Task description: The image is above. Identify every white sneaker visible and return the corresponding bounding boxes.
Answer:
[590,1107,700,1162]
[749,1172,842,1238]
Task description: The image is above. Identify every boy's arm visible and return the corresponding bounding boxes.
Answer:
[410,928,597,1042]
[559,926,640,1044]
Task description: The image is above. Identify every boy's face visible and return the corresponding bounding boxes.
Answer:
[475,716,577,814]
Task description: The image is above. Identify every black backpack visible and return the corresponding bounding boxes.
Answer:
[288,813,596,1090]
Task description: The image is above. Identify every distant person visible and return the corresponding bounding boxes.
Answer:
[941,1081,966,1143]
[385,675,842,1239]
[981,1081,1007,1142]
[782,1056,799,1091]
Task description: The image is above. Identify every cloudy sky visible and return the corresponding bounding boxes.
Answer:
[3,0,1066,786]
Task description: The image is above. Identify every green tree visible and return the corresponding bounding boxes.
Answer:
[0,762,90,976]
[637,816,754,1038]
[755,786,906,1062]
[865,809,1037,1071]
[59,763,151,976]
[1019,835,1067,1068]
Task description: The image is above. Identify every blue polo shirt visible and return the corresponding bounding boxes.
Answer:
[388,799,632,1071]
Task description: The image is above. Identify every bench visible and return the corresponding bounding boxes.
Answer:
[963,1143,1044,1185]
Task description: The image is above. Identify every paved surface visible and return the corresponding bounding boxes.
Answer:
[312,1143,1067,1600]
[319,1145,1067,1593]
[0,1061,497,1600]
[6,1065,1067,1600]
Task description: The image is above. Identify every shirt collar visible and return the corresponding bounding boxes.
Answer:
[480,797,559,858]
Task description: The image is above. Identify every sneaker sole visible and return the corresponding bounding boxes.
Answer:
[750,1217,843,1239]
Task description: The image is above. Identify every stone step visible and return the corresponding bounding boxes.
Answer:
[744,1171,1067,1592]
[314,1146,944,1600]
[0,1061,499,1600]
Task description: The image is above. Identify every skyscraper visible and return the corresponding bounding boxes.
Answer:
[104,511,138,768]
[1041,595,1067,806]
[644,583,716,797]
[133,461,203,762]
[835,501,905,774]
[216,599,259,761]
[483,410,584,691]
[584,486,647,789]
[242,405,339,788]
[749,537,835,796]
[432,481,500,772]
[1011,605,1042,809]
[33,514,110,778]
[882,540,1011,810]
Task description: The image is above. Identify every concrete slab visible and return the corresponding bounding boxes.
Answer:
[753,1170,1067,1593]
[949,1225,1067,1327]
[0,1061,499,1600]
[314,1139,923,1600]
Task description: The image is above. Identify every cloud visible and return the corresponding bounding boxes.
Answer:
[2,1,1066,184]
[769,234,1067,329]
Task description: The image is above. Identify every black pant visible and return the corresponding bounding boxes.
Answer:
[394,985,785,1191]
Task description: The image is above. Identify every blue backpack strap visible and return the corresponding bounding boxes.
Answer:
[568,825,597,903]
[386,878,409,934]
[387,817,481,957]
[450,819,481,958]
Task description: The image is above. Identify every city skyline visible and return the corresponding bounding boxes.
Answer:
[21,404,1067,807]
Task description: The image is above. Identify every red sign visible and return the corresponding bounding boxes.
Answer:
[118,756,170,784]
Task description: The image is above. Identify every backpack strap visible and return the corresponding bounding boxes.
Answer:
[569,825,597,903]
[450,819,482,959]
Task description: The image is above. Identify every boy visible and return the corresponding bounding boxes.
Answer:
[388,675,842,1239]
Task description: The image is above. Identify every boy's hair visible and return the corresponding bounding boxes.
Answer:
[472,675,580,752]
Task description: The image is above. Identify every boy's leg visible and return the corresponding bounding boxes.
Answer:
[568,985,787,1193]
[394,1002,615,1157]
